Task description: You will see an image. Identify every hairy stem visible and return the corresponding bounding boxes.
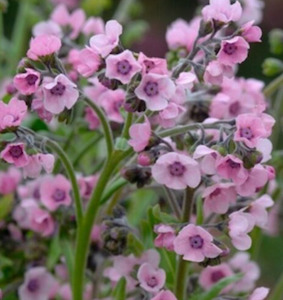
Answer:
[163,187,182,219]
[264,73,283,98]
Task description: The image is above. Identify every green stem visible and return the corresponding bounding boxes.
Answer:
[121,112,133,139]
[269,272,283,300]
[263,73,283,98]
[113,0,135,23]
[83,98,114,158]
[163,187,182,219]
[271,87,283,149]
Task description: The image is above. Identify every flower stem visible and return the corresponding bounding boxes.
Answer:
[163,187,182,219]
[121,112,133,139]
[263,73,283,98]
[269,272,283,300]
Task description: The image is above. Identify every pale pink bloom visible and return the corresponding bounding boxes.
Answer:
[51,4,86,39]
[152,152,201,190]
[264,202,279,236]
[174,224,222,262]
[91,224,103,246]
[84,107,100,130]
[32,20,62,37]
[193,145,219,175]
[29,207,55,237]
[0,97,27,131]
[138,52,168,75]
[55,264,68,281]
[176,71,197,89]
[40,174,72,211]
[27,34,61,60]
[17,178,43,201]
[32,97,53,123]
[19,267,58,300]
[82,17,105,36]
[135,73,175,111]
[128,117,151,152]
[216,154,248,185]
[229,252,260,293]
[84,77,108,105]
[204,61,234,85]
[202,0,242,23]
[76,47,101,77]
[43,74,79,114]
[0,167,21,195]
[90,20,122,58]
[199,263,234,292]
[23,153,55,178]
[8,223,23,241]
[51,0,79,8]
[58,284,72,300]
[154,224,176,251]
[100,89,125,123]
[105,50,142,84]
[78,174,99,199]
[67,48,80,68]
[13,68,41,95]
[137,263,166,293]
[260,113,275,137]
[157,102,185,128]
[218,37,250,66]
[228,212,255,250]
[241,21,262,42]
[1,143,29,167]
[236,164,268,197]
[238,0,264,25]
[249,287,269,300]
[151,290,177,300]
[203,183,237,214]
[139,249,161,269]
[13,199,38,229]
[256,138,272,163]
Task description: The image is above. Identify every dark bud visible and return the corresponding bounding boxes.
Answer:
[124,97,146,113]
[243,150,263,169]
[189,102,209,122]
[102,226,128,255]
[199,255,221,267]
[199,20,214,37]
[98,74,118,90]
[58,108,74,124]
[121,165,152,188]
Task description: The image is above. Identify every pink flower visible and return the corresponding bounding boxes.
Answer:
[202,0,242,23]
[228,212,255,250]
[157,102,185,128]
[23,153,55,178]
[27,34,62,60]
[84,77,108,104]
[32,97,53,123]
[173,224,222,262]
[0,167,21,195]
[13,199,38,229]
[203,183,237,214]
[218,37,250,66]
[90,20,122,58]
[1,143,29,167]
[193,145,219,175]
[40,174,72,211]
[84,107,100,130]
[154,224,176,251]
[241,21,262,42]
[13,68,41,95]
[82,17,105,36]
[204,61,234,85]
[43,74,79,114]
[105,50,142,84]
[0,98,27,131]
[249,287,269,300]
[135,73,175,111]
[19,267,58,300]
[138,52,168,75]
[29,207,55,237]
[32,20,62,38]
[152,152,201,190]
[76,47,101,77]
[137,263,166,293]
[78,175,99,199]
[128,117,151,152]
[199,263,234,292]
[151,290,177,300]
[216,154,248,185]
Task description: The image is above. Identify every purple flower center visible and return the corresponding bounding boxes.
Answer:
[229,101,240,116]
[168,161,186,176]
[52,188,66,202]
[50,82,66,96]
[9,145,23,158]
[223,43,237,55]
[210,188,221,198]
[144,81,159,97]
[147,276,158,288]
[227,159,240,169]
[240,127,253,140]
[211,270,225,283]
[113,100,123,112]
[189,234,204,249]
[144,60,155,73]
[27,279,39,292]
[117,60,132,75]
[26,74,38,86]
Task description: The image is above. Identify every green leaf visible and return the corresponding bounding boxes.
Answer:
[152,204,178,224]
[0,194,13,220]
[47,234,61,270]
[112,277,126,300]
[126,232,144,257]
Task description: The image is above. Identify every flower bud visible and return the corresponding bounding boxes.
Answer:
[124,97,146,113]
[243,150,263,169]
[102,226,128,255]
[189,103,209,122]
[121,165,151,188]
[198,20,213,37]
[269,29,283,55]
[262,58,283,77]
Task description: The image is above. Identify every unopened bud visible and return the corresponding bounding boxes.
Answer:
[262,58,283,77]
[269,29,283,55]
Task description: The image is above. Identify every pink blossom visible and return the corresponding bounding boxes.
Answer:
[238,0,264,25]
[151,290,177,300]
[256,139,272,163]
[249,287,269,300]
[152,152,201,190]
[138,52,168,75]
[32,20,62,37]
[29,207,55,237]
[137,263,166,293]
[90,20,122,58]
[139,249,161,269]
[0,98,27,131]
[13,199,38,229]
[13,68,41,95]
[43,74,79,114]
[203,183,237,214]
[0,167,21,194]
[18,267,58,300]
[76,47,101,77]
[1,143,29,167]
[174,224,222,262]
[204,61,234,85]
[218,37,250,66]
[84,107,100,130]
[82,17,105,36]
[128,117,151,152]
[32,97,53,123]
[241,21,262,42]
[105,50,142,84]
[154,224,176,251]
[40,174,72,211]
[23,153,55,178]
[228,212,255,250]
[27,34,62,60]
[135,73,175,111]
[84,77,108,105]
[78,175,99,199]
[202,0,242,23]
[193,145,219,175]
[157,102,185,128]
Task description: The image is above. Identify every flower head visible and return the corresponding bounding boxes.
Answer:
[128,117,151,152]
[1,143,29,167]
[13,68,41,95]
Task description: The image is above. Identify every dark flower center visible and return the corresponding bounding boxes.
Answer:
[27,279,39,292]
[210,188,221,198]
[227,159,240,169]
[229,101,240,116]
[168,161,186,176]
[189,234,204,249]
[211,270,225,283]
[223,43,237,55]
[52,188,66,202]
[240,127,253,140]
[117,60,132,75]
[50,82,66,96]
[26,74,38,86]
[9,145,23,158]
[144,60,155,73]
[144,81,159,97]
[147,276,158,287]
